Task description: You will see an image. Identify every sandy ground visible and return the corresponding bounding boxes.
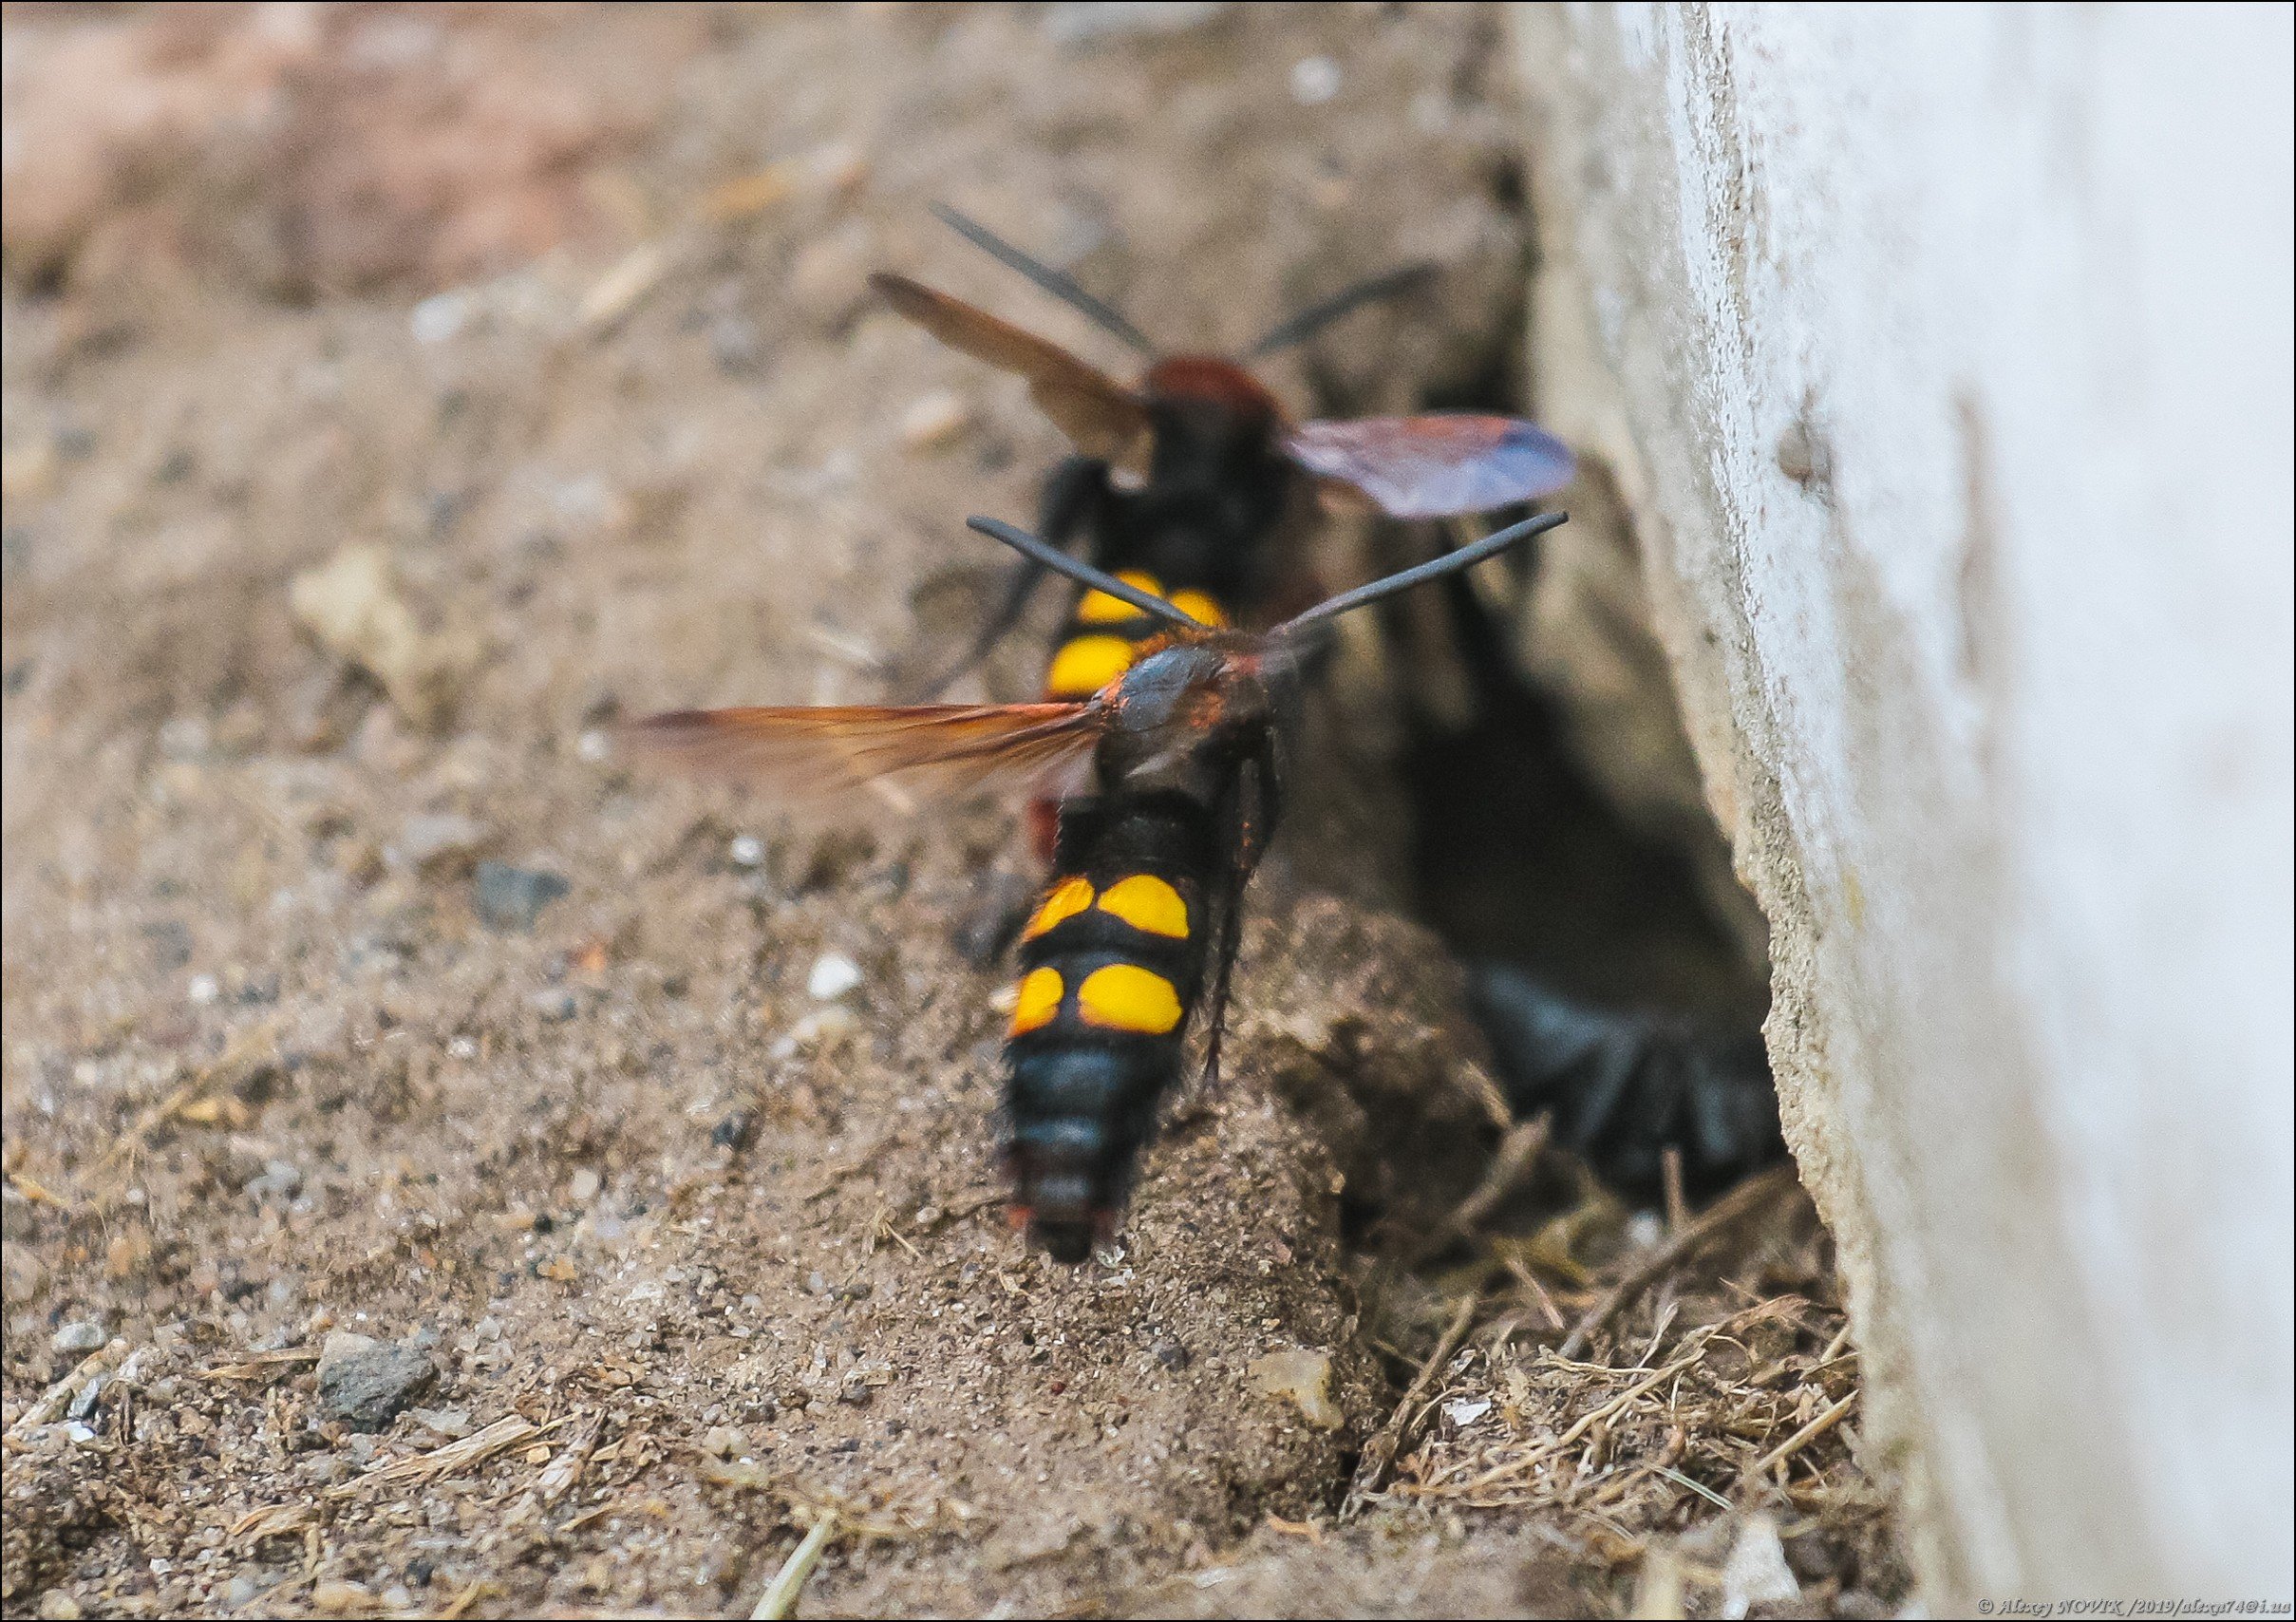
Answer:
[2,6,1903,1616]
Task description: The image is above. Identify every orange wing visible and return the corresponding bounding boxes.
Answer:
[619,702,1104,804]
[870,273,1152,464]
[1282,415,1574,519]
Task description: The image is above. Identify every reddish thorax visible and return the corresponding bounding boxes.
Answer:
[1140,355,1284,426]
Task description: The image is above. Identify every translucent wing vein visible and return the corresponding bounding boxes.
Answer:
[620,702,1104,804]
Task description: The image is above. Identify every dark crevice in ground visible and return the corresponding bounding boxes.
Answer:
[1395,275,1764,1029]
[1292,269,1781,1242]
[1401,564,1763,1023]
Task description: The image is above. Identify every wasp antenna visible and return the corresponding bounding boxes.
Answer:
[1274,510,1568,635]
[1246,261,1440,358]
[965,517,1208,630]
[932,203,1158,357]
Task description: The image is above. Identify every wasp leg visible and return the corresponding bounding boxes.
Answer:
[1193,732,1282,1099]
[913,457,1111,701]
[1466,962,1785,1202]
[949,868,1038,967]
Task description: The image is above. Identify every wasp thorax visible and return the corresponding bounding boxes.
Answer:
[1099,638,1271,804]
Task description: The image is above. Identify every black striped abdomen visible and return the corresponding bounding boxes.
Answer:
[1002,796,1217,1262]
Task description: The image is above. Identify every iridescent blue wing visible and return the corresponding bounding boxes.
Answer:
[1282,415,1574,519]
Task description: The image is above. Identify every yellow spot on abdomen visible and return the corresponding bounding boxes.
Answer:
[1044,635,1139,697]
[1009,967,1064,1036]
[1076,963,1184,1035]
[1075,571,1164,623]
[1095,874,1190,938]
[1168,590,1229,628]
[1023,877,1095,940]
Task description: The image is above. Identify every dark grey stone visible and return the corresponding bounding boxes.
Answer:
[472,862,569,933]
[315,1331,438,1432]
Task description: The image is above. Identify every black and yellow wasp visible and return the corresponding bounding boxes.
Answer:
[629,509,1568,1262]
[872,215,1783,1209]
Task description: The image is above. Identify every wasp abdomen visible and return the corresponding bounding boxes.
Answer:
[1031,577,1233,865]
[1041,571,1231,700]
[1002,803,1214,1263]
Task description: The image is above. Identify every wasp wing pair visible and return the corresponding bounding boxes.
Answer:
[871,271,1572,519]
[870,209,1573,519]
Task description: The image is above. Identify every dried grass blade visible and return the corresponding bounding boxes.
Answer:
[752,1508,838,1620]
[1411,1116,1550,1264]
[1748,1388,1858,1481]
[95,1018,279,1177]
[325,1413,545,1499]
[1558,1168,1797,1360]
[1344,1291,1481,1514]
[1647,1462,1733,1512]
[201,1347,321,1381]
[536,1411,602,1504]
[9,1339,126,1434]
[437,1580,497,1619]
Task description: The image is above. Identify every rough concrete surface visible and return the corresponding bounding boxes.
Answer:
[1513,3,2293,1606]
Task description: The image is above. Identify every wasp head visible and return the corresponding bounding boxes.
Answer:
[1098,635,1278,805]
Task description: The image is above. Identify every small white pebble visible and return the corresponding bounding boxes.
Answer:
[1442,1396,1493,1427]
[311,1580,372,1614]
[408,1405,471,1439]
[568,1167,602,1203]
[159,715,209,759]
[577,728,612,763]
[552,474,615,526]
[769,1005,855,1061]
[187,974,220,1007]
[807,952,863,1001]
[1721,1512,1801,1617]
[897,389,971,450]
[1290,55,1342,104]
[409,292,467,346]
[447,1036,478,1060]
[50,1321,106,1354]
[389,812,487,873]
[729,835,766,869]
